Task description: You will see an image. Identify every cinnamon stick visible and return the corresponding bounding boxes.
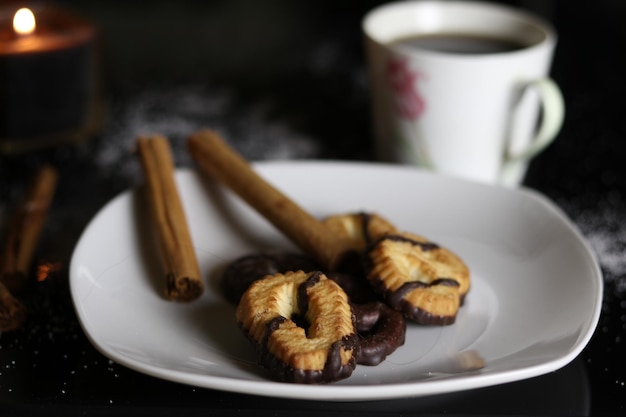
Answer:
[0,281,27,332]
[137,135,204,301]
[187,129,351,270]
[1,164,58,293]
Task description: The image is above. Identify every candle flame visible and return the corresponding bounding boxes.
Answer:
[13,8,36,35]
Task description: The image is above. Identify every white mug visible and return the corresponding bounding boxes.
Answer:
[363,1,564,186]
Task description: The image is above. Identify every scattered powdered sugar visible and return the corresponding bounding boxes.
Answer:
[572,202,626,293]
[93,84,321,181]
[587,231,626,281]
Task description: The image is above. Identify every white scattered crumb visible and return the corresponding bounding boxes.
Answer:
[570,202,626,297]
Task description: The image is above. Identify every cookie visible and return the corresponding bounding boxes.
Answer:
[367,233,470,325]
[352,301,406,366]
[236,270,358,383]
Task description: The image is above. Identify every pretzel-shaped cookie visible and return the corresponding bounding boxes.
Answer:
[323,212,470,324]
[352,301,406,366]
[222,252,406,369]
[236,270,358,383]
[367,232,470,325]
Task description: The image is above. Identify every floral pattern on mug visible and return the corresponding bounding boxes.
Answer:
[385,56,433,168]
[386,56,425,120]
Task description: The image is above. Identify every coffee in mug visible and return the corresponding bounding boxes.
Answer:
[389,33,527,54]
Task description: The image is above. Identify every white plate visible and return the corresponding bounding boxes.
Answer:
[69,162,602,401]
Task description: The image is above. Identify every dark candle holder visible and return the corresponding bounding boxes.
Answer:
[0,4,104,154]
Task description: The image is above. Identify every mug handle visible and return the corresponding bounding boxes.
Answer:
[500,78,565,185]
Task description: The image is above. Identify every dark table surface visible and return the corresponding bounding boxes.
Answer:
[1,0,624,415]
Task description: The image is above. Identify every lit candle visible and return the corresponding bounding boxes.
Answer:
[0,5,103,153]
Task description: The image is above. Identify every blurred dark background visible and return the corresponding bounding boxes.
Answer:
[50,0,625,196]
[0,0,625,415]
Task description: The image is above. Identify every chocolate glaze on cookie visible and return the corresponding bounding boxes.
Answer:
[359,212,385,246]
[250,324,358,384]
[238,271,358,384]
[297,271,322,314]
[376,234,440,252]
[367,234,463,325]
[324,211,398,277]
[352,302,406,366]
[386,279,460,325]
[220,252,320,304]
